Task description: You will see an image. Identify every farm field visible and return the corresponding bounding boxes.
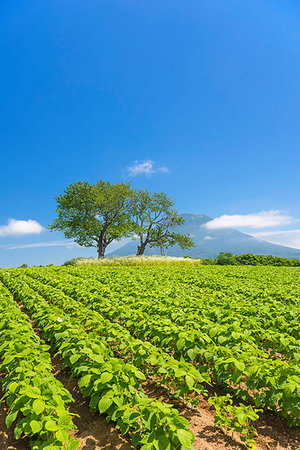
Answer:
[0,264,299,449]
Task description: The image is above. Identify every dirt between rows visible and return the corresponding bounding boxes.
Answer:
[1,353,299,450]
[143,381,300,450]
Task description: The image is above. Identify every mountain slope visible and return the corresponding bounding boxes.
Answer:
[108,213,300,259]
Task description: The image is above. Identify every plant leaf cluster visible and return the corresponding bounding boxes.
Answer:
[29,265,300,428]
[0,284,79,449]
[20,272,209,406]
[0,271,195,449]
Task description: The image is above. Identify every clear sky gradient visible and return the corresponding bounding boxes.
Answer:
[1,0,300,266]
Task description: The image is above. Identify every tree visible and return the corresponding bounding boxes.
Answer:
[48,180,133,257]
[215,252,236,265]
[130,189,194,256]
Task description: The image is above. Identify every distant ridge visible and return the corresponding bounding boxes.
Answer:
[108,213,300,259]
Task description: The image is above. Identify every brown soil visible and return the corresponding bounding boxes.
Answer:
[143,381,300,450]
[187,398,300,450]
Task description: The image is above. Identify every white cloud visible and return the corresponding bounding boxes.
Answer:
[5,240,78,250]
[0,219,44,237]
[251,229,300,250]
[204,211,294,230]
[204,236,215,240]
[126,160,169,177]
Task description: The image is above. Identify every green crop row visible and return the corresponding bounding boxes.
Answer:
[0,271,196,450]
[63,265,299,340]
[26,267,300,427]
[65,265,299,346]
[18,271,263,447]
[0,282,79,450]
[19,271,210,403]
[66,267,298,362]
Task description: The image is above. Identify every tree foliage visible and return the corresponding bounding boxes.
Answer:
[49,180,194,258]
[130,189,194,255]
[202,252,300,266]
[48,180,133,257]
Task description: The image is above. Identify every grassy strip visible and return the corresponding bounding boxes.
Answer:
[63,255,202,266]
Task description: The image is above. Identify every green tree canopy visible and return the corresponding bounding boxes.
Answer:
[48,180,133,257]
[130,189,194,255]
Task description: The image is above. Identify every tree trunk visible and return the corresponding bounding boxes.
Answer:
[159,238,165,256]
[97,242,106,258]
[137,242,146,256]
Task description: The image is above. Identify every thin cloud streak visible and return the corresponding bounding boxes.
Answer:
[204,211,294,230]
[126,160,169,177]
[5,240,79,250]
[252,229,300,237]
[251,229,300,250]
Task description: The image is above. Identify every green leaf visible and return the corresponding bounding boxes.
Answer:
[45,420,59,432]
[209,328,218,338]
[218,335,226,344]
[98,397,113,413]
[70,354,81,365]
[157,433,171,449]
[93,354,104,363]
[8,382,18,394]
[177,338,185,350]
[14,423,24,440]
[185,375,194,390]
[175,368,186,378]
[5,410,18,428]
[56,429,70,443]
[100,372,113,383]
[135,370,146,380]
[89,394,101,412]
[57,413,72,428]
[236,411,248,425]
[32,399,45,415]
[235,361,245,372]
[177,429,194,447]
[69,440,81,450]
[78,374,92,387]
[24,386,41,398]
[157,434,172,450]
[187,348,199,360]
[30,420,42,434]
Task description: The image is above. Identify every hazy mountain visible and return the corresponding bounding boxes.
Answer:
[107,213,300,259]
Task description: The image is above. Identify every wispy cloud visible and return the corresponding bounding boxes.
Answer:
[204,210,294,230]
[126,160,169,177]
[5,240,78,250]
[0,219,44,237]
[251,229,300,250]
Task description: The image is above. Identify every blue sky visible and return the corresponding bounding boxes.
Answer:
[1,0,300,267]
